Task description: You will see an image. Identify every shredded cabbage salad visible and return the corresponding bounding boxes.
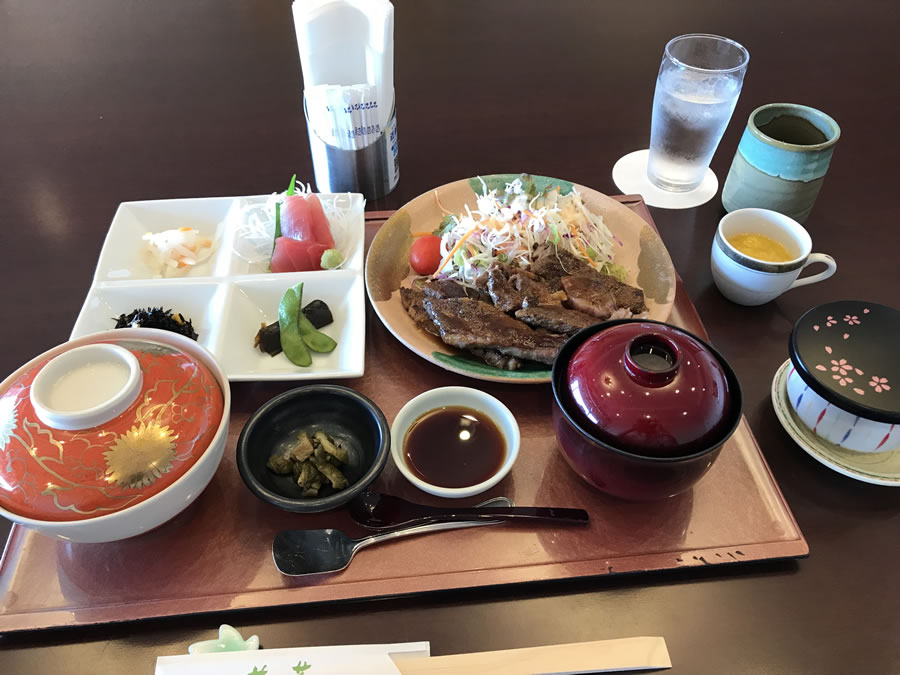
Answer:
[433,176,624,284]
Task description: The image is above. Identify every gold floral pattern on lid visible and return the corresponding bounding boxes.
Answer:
[104,423,177,489]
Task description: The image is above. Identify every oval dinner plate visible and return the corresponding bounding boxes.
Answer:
[365,174,677,383]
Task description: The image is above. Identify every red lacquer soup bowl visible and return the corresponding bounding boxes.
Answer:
[0,328,229,542]
[551,320,743,501]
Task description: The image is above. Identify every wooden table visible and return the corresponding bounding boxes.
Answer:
[1,1,898,672]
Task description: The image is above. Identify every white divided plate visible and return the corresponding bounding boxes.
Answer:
[71,195,365,381]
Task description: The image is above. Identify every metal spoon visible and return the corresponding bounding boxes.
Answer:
[349,490,590,530]
[273,518,504,577]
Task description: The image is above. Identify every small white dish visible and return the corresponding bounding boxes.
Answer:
[771,360,900,486]
[71,193,365,381]
[390,387,520,498]
[93,197,236,282]
[612,149,718,209]
[220,271,364,381]
[71,280,227,354]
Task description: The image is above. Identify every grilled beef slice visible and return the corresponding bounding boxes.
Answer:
[423,297,567,365]
[514,305,599,335]
[422,278,491,303]
[399,287,440,337]
[402,286,521,369]
[560,274,647,320]
[485,262,525,312]
[485,261,565,312]
[531,249,599,292]
[511,268,567,308]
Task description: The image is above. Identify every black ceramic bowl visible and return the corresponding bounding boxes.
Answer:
[236,385,390,513]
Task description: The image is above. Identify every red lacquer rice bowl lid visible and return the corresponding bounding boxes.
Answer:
[0,334,225,522]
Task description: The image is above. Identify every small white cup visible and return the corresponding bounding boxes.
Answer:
[711,208,836,306]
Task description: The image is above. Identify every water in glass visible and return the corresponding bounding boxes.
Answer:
[647,35,748,192]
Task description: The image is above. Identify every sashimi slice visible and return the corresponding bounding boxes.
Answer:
[270,237,331,272]
[281,194,335,248]
[284,238,314,271]
[271,237,312,272]
[306,242,329,268]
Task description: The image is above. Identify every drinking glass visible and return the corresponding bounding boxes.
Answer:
[648,34,749,192]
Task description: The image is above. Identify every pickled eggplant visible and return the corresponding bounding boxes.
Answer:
[301,299,333,329]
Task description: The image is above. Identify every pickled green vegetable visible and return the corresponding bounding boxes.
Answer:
[278,282,311,366]
[299,312,337,353]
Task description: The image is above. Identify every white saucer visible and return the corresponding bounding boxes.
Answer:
[612,149,718,209]
[771,359,900,487]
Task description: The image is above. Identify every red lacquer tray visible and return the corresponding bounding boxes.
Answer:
[0,197,807,633]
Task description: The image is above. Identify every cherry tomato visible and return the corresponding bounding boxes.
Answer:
[409,234,443,275]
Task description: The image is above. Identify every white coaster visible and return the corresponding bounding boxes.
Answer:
[612,149,718,209]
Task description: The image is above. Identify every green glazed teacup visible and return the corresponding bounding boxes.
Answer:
[722,103,840,223]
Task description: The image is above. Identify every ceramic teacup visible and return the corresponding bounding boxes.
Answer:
[711,208,836,306]
[721,103,840,223]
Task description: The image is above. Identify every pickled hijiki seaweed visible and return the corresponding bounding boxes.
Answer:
[113,307,199,340]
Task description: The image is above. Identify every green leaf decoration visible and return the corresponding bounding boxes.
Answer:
[247,666,267,675]
[274,201,282,239]
[433,213,456,237]
[287,173,297,196]
[292,660,312,674]
[468,174,574,198]
[271,200,282,266]
[432,352,550,379]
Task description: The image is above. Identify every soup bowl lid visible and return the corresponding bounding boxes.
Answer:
[789,301,900,423]
[0,330,225,522]
[563,320,736,457]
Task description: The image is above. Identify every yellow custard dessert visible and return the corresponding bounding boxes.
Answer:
[727,232,795,263]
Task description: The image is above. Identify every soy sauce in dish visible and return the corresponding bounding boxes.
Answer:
[404,406,506,488]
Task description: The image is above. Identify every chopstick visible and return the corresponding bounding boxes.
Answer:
[392,637,671,674]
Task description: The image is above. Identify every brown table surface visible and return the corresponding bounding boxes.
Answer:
[1,1,898,672]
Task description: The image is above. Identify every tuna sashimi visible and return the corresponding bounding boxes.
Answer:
[281,194,335,248]
[306,242,329,267]
[270,237,330,273]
